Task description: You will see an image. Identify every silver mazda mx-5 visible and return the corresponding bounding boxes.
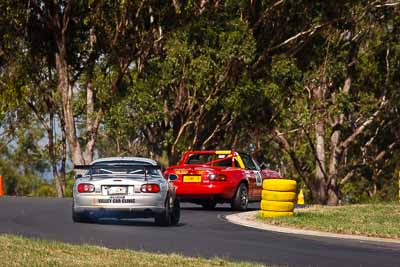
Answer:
[72,157,180,226]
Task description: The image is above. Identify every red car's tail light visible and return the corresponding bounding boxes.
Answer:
[208,174,227,181]
[77,183,95,193]
[140,184,160,193]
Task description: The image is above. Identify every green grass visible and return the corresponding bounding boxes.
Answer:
[0,234,267,267]
[257,203,400,239]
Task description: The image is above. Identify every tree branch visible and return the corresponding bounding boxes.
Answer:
[339,169,355,185]
[271,128,308,182]
[171,121,195,155]
[337,97,388,154]
[252,0,285,30]
[202,114,231,147]
[26,100,51,132]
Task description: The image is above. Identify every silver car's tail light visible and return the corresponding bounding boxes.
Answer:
[140,184,160,193]
[77,183,95,193]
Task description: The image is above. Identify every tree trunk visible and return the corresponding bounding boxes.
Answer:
[55,51,85,165]
[327,115,343,206]
[59,110,67,195]
[327,185,339,205]
[52,2,99,166]
[83,73,96,164]
[308,179,327,204]
[48,112,64,197]
[315,119,328,204]
[327,117,343,206]
[327,75,352,205]
[313,82,328,204]
[53,6,84,164]
[326,42,357,205]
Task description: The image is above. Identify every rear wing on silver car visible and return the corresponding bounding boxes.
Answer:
[74,164,161,181]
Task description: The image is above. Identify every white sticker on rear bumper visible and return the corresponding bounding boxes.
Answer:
[98,198,136,204]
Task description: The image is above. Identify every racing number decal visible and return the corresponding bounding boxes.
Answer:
[255,171,262,186]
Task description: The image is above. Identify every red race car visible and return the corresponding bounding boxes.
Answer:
[164,150,280,210]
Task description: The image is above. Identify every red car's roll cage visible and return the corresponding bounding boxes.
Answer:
[179,150,245,169]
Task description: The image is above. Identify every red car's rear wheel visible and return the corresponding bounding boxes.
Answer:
[231,183,249,211]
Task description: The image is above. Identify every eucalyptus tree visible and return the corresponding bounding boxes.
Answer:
[1,0,174,195]
[245,1,400,204]
[22,0,177,167]
[97,3,264,164]
[1,0,399,203]
[27,0,167,165]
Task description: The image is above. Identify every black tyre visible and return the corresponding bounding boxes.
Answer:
[72,210,85,222]
[155,195,172,226]
[72,200,93,223]
[201,200,217,210]
[170,197,180,225]
[231,183,249,211]
[72,209,93,223]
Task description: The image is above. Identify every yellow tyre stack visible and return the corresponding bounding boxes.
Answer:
[259,179,297,218]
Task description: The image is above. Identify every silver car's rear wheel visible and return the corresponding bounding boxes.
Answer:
[72,210,85,222]
[170,197,180,225]
[154,196,172,226]
[72,200,93,223]
[155,195,180,226]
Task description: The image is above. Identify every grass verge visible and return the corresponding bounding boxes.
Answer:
[257,203,400,239]
[0,234,266,267]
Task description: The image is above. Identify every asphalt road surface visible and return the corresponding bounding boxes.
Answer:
[0,197,399,267]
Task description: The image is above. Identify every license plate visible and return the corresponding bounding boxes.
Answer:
[108,186,127,195]
[183,175,201,183]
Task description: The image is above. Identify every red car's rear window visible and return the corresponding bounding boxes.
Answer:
[186,154,214,164]
[185,153,240,167]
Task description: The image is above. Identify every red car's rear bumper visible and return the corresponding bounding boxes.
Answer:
[172,181,236,200]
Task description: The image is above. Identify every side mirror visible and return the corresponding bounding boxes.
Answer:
[168,174,178,181]
[74,174,83,180]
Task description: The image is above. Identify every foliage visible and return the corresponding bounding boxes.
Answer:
[63,172,76,198]
[0,1,399,203]
[0,159,55,197]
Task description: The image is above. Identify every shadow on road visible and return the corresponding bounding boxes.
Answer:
[78,218,186,228]
[181,206,258,212]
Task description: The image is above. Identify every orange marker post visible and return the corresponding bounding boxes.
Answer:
[0,175,3,196]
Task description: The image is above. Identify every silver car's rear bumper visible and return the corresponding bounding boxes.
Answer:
[73,193,166,218]
[74,192,165,206]
[73,206,165,219]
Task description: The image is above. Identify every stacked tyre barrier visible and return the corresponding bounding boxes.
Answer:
[260,179,297,218]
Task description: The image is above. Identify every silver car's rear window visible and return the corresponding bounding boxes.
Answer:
[85,161,163,179]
